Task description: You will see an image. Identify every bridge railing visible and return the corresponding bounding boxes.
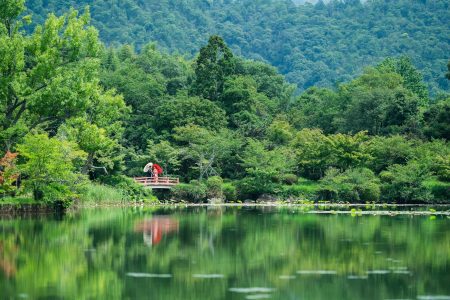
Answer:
[134,177,180,186]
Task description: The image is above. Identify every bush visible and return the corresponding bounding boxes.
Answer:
[277,184,320,200]
[236,177,282,200]
[222,182,237,202]
[79,183,124,204]
[319,168,380,202]
[100,175,156,202]
[380,161,433,203]
[280,173,298,185]
[423,180,450,203]
[171,180,207,203]
[206,176,224,199]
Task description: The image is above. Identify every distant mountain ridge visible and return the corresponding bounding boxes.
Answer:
[25,0,450,94]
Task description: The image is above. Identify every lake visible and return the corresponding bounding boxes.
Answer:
[1,205,449,299]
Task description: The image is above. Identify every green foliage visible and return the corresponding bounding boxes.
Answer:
[423,180,450,202]
[363,135,416,174]
[222,182,237,202]
[0,6,103,150]
[292,129,369,179]
[266,119,294,146]
[78,183,124,204]
[193,35,235,101]
[239,140,294,198]
[423,98,450,139]
[99,175,155,202]
[173,125,242,181]
[154,95,227,134]
[16,133,87,205]
[380,161,433,203]
[377,56,429,102]
[206,176,224,200]
[26,0,450,94]
[338,68,422,136]
[280,173,299,185]
[3,2,449,206]
[277,179,321,200]
[289,87,340,133]
[319,168,381,203]
[221,75,276,137]
[171,180,207,203]
[145,140,181,176]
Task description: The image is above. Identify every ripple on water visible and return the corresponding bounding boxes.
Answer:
[347,275,369,280]
[126,272,172,278]
[245,295,272,300]
[417,296,450,300]
[296,270,337,275]
[192,274,225,278]
[229,288,275,293]
[279,275,296,280]
[366,270,391,275]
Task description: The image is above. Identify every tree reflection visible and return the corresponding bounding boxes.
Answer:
[0,207,449,299]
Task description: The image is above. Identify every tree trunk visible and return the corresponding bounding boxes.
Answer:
[82,152,94,175]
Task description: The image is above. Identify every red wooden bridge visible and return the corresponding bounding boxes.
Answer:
[134,177,180,189]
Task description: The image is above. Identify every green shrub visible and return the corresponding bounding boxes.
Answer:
[171,180,207,203]
[319,168,380,202]
[206,176,224,199]
[280,173,298,185]
[380,161,433,203]
[423,179,450,203]
[277,184,319,200]
[236,177,282,200]
[222,182,237,202]
[100,175,156,202]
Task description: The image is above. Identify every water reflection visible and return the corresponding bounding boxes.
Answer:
[134,216,179,247]
[0,206,449,299]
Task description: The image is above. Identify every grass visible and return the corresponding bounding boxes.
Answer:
[78,183,125,204]
[0,196,35,205]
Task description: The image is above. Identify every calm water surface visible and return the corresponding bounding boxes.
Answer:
[1,206,449,300]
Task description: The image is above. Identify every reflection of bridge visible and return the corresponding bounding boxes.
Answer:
[134,177,180,189]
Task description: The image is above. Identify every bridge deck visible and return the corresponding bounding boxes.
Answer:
[134,177,180,189]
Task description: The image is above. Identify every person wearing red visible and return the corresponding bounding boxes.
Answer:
[143,162,163,183]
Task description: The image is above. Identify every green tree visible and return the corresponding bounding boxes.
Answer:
[146,140,181,175]
[423,98,450,139]
[320,167,381,202]
[380,161,433,203]
[193,35,235,101]
[17,133,87,203]
[0,5,103,149]
[377,56,429,103]
[173,125,241,180]
[363,135,415,173]
[289,87,340,133]
[337,68,421,136]
[291,128,334,180]
[154,95,227,134]
[221,76,276,137]
[266,119,294,146]
[239,140,295,198]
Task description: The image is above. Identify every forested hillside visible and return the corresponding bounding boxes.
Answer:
[1,1,449,206]
[25,0,450,94]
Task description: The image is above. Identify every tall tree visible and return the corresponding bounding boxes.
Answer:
[0,4,102,149]
[192,35,235,101]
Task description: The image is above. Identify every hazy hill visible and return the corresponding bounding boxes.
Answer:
[26,0,450,94]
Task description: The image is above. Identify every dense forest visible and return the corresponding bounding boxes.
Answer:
[24,0,450,95]
[0,1,449,207]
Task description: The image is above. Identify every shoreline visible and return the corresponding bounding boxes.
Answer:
[1,202,450,217]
